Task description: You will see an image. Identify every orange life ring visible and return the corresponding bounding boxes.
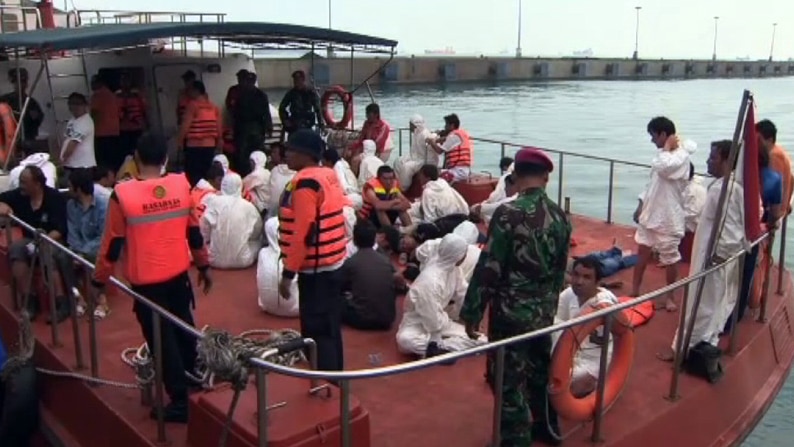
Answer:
[548,302,635,422]
[321,86,353,130]
[749,240,771,309]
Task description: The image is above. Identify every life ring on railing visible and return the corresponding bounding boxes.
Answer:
[321,85,353,130]
[548,302,635,422]
[749,239,771,310]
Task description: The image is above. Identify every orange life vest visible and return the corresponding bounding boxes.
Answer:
[190,186,217,223]
[0,102,18,165]
[114,173,193,285]
[358,177,401,220]
[444,128,473,169]
[117,89,147,132]
[186,99,220,147]
[278,166,349,272]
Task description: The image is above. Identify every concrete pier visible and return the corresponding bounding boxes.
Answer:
[254,56,794,89]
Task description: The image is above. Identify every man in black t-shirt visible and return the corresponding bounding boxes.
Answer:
[0,165,69,323]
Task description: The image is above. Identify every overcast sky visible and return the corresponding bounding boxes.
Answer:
[68,0,790,59]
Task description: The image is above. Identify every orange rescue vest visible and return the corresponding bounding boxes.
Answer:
[358,177,401,220]
[0,102,18,165]
[186,99,220,146]
[445,128,473,169]
[114,173,193,285]
[190,186,217,223]
[278,166,349,272]
[117,89,146,132]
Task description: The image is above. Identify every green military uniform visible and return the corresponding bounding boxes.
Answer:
[461,187,571,447]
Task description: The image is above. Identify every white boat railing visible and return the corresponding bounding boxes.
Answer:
[2,129,787,446]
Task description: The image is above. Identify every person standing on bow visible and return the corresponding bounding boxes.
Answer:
[92,133,212,423]
[278,129,350,372]
[460,147,570,447]
[278,70,324,136]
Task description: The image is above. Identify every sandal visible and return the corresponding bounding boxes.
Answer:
[93,304,111,320]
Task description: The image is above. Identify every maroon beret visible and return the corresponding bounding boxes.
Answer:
[515,147,554,172]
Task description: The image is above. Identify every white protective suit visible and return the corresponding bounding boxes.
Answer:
[9,153,57,189]
[213,154,231,174]
[672,177,746,351]
[257,217,299,317]
[266,164,296,219]
[201,173,263,269]
[396,233,488,355]
[357,139,384,189]
[476,167,517,225]
[415,221,481,320]
[409,178,470,223]
[243,151,271,214]
[334,158,363,210]
[683,177,708,233]
[552,287,618,380]
[635,140,696,264]
[394,115,438,188]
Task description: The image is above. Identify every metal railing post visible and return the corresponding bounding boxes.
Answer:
[607,161,615,224]
[557,153,564,206]
[339,379,352,447]
[728,253,746,355]
[777,215,787,295]
[490,346,505,447]
[152,313,167,443]
[591,315,612,442]
[759,232,776,322]
[500,142,506,159]
[397,128,402,157]
[668,286,690,400]
[255,368,268,447]
[84,269,100,380]
[68,283,85,370]
[41,241,61,347]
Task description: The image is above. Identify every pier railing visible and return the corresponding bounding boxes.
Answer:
[4,132,787,446]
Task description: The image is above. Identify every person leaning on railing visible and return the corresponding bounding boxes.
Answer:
[0,165,70,323]
[91,133,213,424]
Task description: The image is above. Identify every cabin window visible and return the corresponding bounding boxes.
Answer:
[1,13,20,33]
[96,67,147,91]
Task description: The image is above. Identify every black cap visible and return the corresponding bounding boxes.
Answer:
[286,129,325,160]
[181,70,197,80]
[291,70,305,79]
[236,69,250,77]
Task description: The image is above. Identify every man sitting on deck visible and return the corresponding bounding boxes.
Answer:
[396,233,487,359]
[356,139,385,189]
[658,140,746,369]
[425,113,473,183]
[552,256,618,397]
[358,165,412,229]
[349,103,393,162]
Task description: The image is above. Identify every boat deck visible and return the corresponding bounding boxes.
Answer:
[0,214,792,447]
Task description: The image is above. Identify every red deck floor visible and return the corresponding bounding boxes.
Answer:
[0,214,792,447]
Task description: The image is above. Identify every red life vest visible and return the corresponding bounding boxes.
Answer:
[116,89,146,132]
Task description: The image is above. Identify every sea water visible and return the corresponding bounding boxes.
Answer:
[269,77,794,445]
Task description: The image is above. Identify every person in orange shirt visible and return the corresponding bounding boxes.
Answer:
[176,70,197,126]
[278,129,350,371]
[178,81,222,187]
[90,74,122,171]
[756,119,794,213]
[116,71,148,162]
[91,132,212,423]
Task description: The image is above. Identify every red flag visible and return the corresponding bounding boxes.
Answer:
[743,101,762,242]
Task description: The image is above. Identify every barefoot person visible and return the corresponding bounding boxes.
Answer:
[631,116,694,311]
[658,140,746,363]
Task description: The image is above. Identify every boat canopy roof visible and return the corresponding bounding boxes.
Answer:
[0,21,398,53]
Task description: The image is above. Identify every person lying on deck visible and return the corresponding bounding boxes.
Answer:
[200,173,262,269]
[658,140,746,374]
[405,164,469,231]
[257,217,299,317]
[341,221,403,331]
[552,256,618,397]
[396,233,487,360]
[414,221,481,321]
[358,165,412,229]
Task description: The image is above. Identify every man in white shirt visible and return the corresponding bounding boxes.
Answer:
[60,92,96,171]
[553,256,618,397]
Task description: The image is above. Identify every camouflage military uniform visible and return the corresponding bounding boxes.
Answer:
[461,187,571,447]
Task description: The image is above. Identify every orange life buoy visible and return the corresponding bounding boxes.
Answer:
[549,302,635,422]
[749,240,771,309]
[617,295,655,327]
[321,85,353,130]
[0,102,18,166]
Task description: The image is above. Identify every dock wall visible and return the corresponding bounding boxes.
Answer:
[254,56,794,89]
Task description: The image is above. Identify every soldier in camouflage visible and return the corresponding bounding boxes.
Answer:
[461,147,571,447]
